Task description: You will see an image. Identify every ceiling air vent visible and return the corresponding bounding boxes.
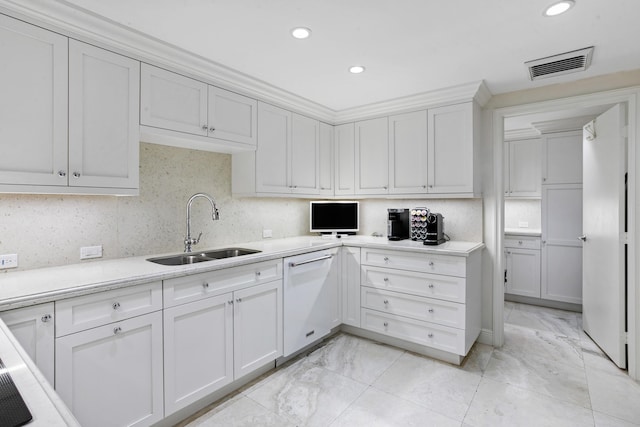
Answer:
[525,46,594,81]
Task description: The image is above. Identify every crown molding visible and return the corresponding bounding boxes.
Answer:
[504,128,541,141]
[531,114,597,134]
[0,0,492,125]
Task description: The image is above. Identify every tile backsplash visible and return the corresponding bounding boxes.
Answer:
[504,199,541,230]
[0,143,482,271]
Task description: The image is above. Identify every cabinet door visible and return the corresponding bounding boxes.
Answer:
[0,303,55,386]
[542,131,583,184]
[55,311,164,427]
[389,111,428,194]
[0,15,68,186]
[69,40,139,189]
[335,123,355,195]
[207,86,257,146]
[318,122,334,195]
[163,294,233,416]
[505,249,541,298]
[427,102,473,193]
[507,138,541,197]
[328,250,342,329]
[290,113,319,194]
[356,117,389,194]
[140,63,208,136]
[234,281,283,378]
[341,247,361,327]
[255,102,291,193]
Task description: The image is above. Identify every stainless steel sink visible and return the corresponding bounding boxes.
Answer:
[147,248,261,266]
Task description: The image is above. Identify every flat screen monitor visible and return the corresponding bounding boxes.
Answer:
[310,201,359,234]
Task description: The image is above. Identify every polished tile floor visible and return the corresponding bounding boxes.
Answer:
[182,302,640,426]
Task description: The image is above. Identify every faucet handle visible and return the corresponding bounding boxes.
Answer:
[195,232,202,244]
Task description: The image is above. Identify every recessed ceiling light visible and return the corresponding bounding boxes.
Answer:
[349,65,365,74]
[291,27,311,39]
[544,0,575,16]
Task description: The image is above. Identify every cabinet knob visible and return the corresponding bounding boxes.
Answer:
[113,326,122,335]
[428,185,433,188]
[383,277,389,282]
[256,271,261,276]
[72,172,81,178]
[428,333,434,338]
[383,186,388,190]
[112,302,121,310]
[518,240,523,245]
[428,308,434,313]
[209,127,215,132]
[428,261,434,267]
[236,298,242,303]
[383,322,388,327]
[428,284,434,289]
[228,300,234,305]
[383,299,389,305]
[203,282,209,288]
[202,125,208,131]
[422,185,427,189]
[41,314,52,323]
[57,170,66,178]
[383,257,389,262]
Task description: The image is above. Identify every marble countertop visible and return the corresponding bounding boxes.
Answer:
[504,228,542,237]
[0,235,484,311]
[0,319,79,426]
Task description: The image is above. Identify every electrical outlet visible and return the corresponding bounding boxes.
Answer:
[0,254,18,269]
[262,229,273,238]
[518,221,529,228]
[80,245,103,260]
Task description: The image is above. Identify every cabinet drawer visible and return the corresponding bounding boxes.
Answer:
[163,259,283,307]
[362,266,466,303]
[504,237,541,250]
[360,248,466,277]
[361,287,465,329]
[55,281,162,337]
[361,308,465,355]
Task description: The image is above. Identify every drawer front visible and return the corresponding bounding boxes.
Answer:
[55,281,162,337]
[362,266,466,303]
[361,287,465,328]
[361,308,465,355]
[504,237,541,250]
[163,259,283,307]
[361,248,466,277]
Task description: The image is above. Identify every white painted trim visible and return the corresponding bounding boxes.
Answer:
[504,128,541,141]
[0,1,490,125]
[491,86,640,380]
[477,328,494,346]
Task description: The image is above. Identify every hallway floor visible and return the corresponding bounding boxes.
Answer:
[182,302,640,426]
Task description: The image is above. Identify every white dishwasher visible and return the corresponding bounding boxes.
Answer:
[283,248,339,356]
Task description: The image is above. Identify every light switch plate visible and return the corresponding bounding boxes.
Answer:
[263,229,273,238]
[518,221,529,228]
[0,254,18,269]
[80,245,103,260]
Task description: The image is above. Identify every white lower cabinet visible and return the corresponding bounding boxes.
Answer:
[163,278,282,416]
[0,303,55,386]
[55,311,164,427]
[341,247,361,327]
[504,236,541,298]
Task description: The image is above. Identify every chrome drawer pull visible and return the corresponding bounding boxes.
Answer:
[256,271,261,276]
[383,277,389,282]
[41,314,52,323]
[112,302,121,310]
[113,326,122,335]
[383,299,389,305]
[203,282,209,288]
[428,284,434,289]
[289,254,332,268]
[428,333,434,338]
[383,257,390,262]
[428,261,434,266]
[383,322,388,327]
[428,308,434,313]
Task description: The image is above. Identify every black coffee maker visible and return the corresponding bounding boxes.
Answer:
[423,212,446,245]
[387,209,410,241]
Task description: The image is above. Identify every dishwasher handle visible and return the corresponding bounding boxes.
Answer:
[288,254,333,268]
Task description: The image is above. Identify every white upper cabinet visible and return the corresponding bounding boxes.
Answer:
[69,40,140,190]
[505,138,542,198]
[140,63,257,152]
[355,117,389,194]
[542,130,583,184]
[290,113,320,194]
[318,122,334,195]
[427,102,476,194]
[140,63,208,136]
[208,85,257,145]
[255,102,291,193]
[0,14,68,187]
[389,110,429,194]
[334,123,356,196]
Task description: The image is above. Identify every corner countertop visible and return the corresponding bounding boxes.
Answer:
[504,228,542,237]
[0,236,484,311]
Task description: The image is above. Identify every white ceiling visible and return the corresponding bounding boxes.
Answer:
[47,0,640,111]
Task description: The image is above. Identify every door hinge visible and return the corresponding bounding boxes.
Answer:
[623,331,629,344]
[624,232,629,244]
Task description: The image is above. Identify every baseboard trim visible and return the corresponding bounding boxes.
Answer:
[478,328,493,346]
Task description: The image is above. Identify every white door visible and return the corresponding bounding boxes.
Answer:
[234,281,283,378]
[543,130,583,184]
[334,123,355,195]
[355,117,389,194]
[582,103,627,369]
[68,40,140,189]
[388,110,428,194]
[541,184,583,304]
[140,63,208,136]
[207,86,257,145]
[163,294,233,416]
[290,113,319,194]
[255,102,291,193]
[0,303,55,386]
[318,122,334,195]
[0,15,68,186]
[507,138,542,197]
[55,312,164,427]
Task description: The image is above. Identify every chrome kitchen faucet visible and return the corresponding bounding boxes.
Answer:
[185,193,220,252]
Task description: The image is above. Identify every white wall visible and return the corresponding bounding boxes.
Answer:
[504,199,541,230]
[0,142,482,272]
